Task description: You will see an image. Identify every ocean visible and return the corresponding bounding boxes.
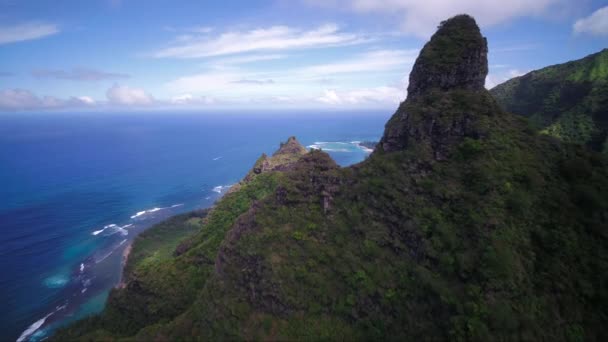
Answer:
[0,110,391,341]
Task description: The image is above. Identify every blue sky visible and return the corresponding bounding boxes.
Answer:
[0,0,607,111]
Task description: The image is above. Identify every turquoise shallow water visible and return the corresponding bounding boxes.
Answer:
[0,110,391,341]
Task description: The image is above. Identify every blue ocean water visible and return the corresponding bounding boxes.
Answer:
[0,110,390,341]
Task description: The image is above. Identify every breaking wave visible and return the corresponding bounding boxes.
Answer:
[307,141,373,153]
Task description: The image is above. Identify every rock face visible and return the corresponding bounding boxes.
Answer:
[379,14,492,157]
[407,15,488,98]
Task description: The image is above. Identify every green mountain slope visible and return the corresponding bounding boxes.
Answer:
[54,15,608,341]
[491,49,608,153]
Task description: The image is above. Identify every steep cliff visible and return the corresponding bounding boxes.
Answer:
[54,15,608,341]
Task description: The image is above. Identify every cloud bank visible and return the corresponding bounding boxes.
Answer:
[154,24,369,58]
[574,6,608,36]
[304,0,563,38]
[32,68,130,81]
[106,85,154,105]
[0,89,94,110]
[0,22,59,45]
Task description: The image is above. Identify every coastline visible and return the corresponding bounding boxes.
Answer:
[117,242,132,289]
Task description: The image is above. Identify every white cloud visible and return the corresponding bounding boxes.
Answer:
[485,69,529,89]
[574,6,608,36]
[106,85,154,105]
[166,72,243,93]
[32,68,130,81]
[303,49,417,75]
[165,48,414,102]
[77,96,96,105]
[304,0,563,38]
[154,23,369,58]
[508,69,527,78]
[170,93,218,105]
[0,22,59,45]
[0,89,95,110]
[189,26,214,34]
[231,79,275,85]
[316,86,404,105]
[171,93,195,104]
[212,54,287,65]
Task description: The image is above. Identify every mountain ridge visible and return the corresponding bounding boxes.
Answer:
[53,14,608,341]
[491,48,608,153]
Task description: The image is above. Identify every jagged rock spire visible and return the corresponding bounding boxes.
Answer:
[378,15,493,157]
[407,15,488,98]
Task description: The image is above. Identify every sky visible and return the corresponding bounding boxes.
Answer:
[0,0,607,112]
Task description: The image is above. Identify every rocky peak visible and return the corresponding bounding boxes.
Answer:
[407,14,488,98]
[240,137,308,184]
[274,136,308,156]
[378,14,496,158]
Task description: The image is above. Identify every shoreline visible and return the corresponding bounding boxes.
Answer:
[117,242,133,289]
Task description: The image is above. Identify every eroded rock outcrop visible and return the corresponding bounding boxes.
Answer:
[407,15,488,98]
[378,14,495,158]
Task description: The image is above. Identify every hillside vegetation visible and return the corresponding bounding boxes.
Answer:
[54,15,608,341]
[491,49,608,153]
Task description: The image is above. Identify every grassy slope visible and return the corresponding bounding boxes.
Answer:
[490,49,608,152]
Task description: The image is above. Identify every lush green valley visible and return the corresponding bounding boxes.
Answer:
[54,15,608,341]
[491,49,608,153]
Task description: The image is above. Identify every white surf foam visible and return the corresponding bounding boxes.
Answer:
[307,141,352,152]
[80,263,84,273]
[130,210,147,219]
[92,224,117,236]
[213,156,222,161]
[92,224,130,236]
[131,205,178,219]
[308,141,374,153]
[353,142,374,153]
[212,184,234,194]
[16,313,52,342]
[17,299,69,340]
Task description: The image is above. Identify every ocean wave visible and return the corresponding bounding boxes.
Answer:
[130,204,183,219]
[352,142,374,153]
[307,142,351,152]
[212,184,233,194]
[212,156,222,161]
[16,303,67,342]
[130,207,162,219]
[91,224,131,236]
[307,141,373,154]
[16,313,52,342]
